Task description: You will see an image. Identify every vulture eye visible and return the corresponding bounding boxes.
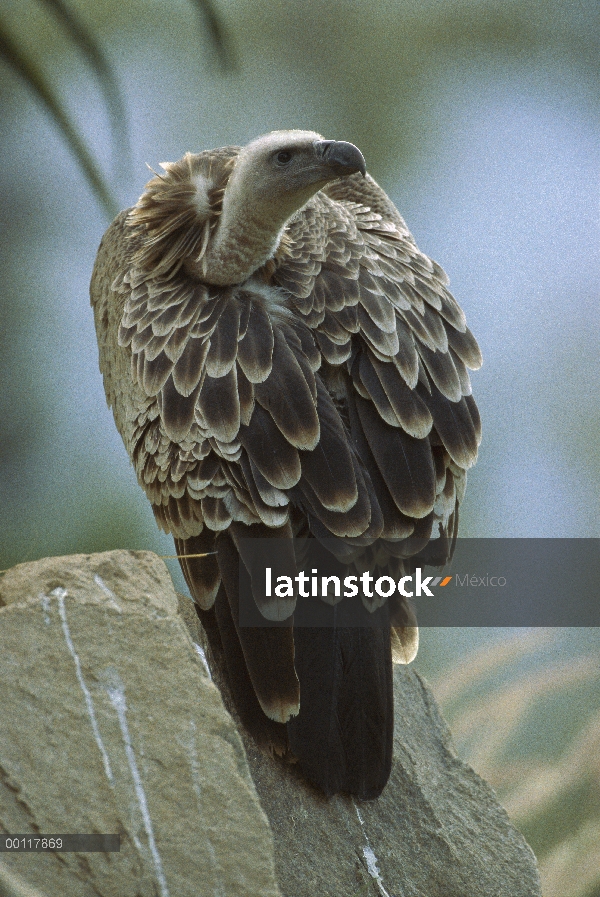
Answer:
[275,150,293,165]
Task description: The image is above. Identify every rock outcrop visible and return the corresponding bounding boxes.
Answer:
[0,551,281,897]
[0,551,542,896]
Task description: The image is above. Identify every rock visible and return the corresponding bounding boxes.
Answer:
[201,618,543,897]
[0,551,542,897]
[0,551,281,897]
[0,862,47,897]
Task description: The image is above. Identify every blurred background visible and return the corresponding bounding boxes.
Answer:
[0,0,598,892]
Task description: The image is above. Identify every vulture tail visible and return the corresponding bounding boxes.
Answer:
[186,531,394,799]
[287,613,394,800]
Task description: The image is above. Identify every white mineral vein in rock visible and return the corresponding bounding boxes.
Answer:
[54,588,114,785]
[93,574,122,611]
[184,719,224,897]
[354,800,393,897]
[107,681,170,897]
[193,642,212,680]
[39,592,51,625]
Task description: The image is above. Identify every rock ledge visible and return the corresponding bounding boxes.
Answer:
[0,551,541,897]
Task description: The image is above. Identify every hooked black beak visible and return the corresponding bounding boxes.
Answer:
[315,140,366,177]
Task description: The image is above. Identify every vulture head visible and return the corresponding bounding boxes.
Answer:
[128,130,366,287]
[223,130,366,217]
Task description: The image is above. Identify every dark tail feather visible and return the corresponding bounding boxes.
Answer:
[195,587,291,758]
[287,601,393,799]
[216,530,300,725]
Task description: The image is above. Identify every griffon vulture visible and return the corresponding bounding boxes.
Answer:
[91,130,481,799]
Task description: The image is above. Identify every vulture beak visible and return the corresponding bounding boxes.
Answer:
[316,140,367,178]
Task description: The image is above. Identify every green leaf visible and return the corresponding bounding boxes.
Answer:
[40,0,131,176]
[0,16,118,217]
[189,0,236,71]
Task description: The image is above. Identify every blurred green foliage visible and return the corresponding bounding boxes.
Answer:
[2,1,598,212]
[418,629,600,897]
[0,0,231,214]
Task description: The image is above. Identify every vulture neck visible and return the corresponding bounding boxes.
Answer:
[188,170,310,286]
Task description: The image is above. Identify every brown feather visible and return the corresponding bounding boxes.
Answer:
[163,322,196,365]
[201,496,232,531]
[418,382,479,469]
[238,454,289,527]
[197,365,240,443]
[370,353,433,438]
[346,393,416,541]
[236,364,255,426]
[175,531,219,610]
[159,374,202,442]
[204,295,240,377]
[315,331,352,365]
[465,393,483,443]
[446,324,483,370]
[418,343,463,403]
[285,321,321,371]
[254,329,319,450]
[217,530,299,719]
[142,351,173,395]
[236,299,274,383]
[358,279,397,333]
[172,337,210,396]
[299,380,358,512]
[318,267,356,311]
[297,471,372,538]
[357,352,400,428]
[355,394,436,518]
[239,403,301,490]
[229,520,298,622]
[358,305,399,356]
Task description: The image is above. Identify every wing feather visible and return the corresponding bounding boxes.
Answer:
[236,299,275,383]
[174,531,219,610]
[217,529,299,715]
[369,353,433,438]
[172,336,211,396]
[315,331,352,365]
[254,329,319,450]
[447,324,483,370]
[418,382,479,469]
[238,402,302,490]
[143,351,174,395]
[204,295,240,377]
[236,364,255,426]
[158,374,202,442]
[296,469,373,538]
[358,304,400,356]
[418,342,463,403]
[355,394,436,518]
[356,352,399,428]
[346,392,415,541]
[163,322,196,364]
[197,365,240,443]
[299,380,358,512]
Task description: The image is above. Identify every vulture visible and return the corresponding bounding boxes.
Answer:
[90,130,482,799]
